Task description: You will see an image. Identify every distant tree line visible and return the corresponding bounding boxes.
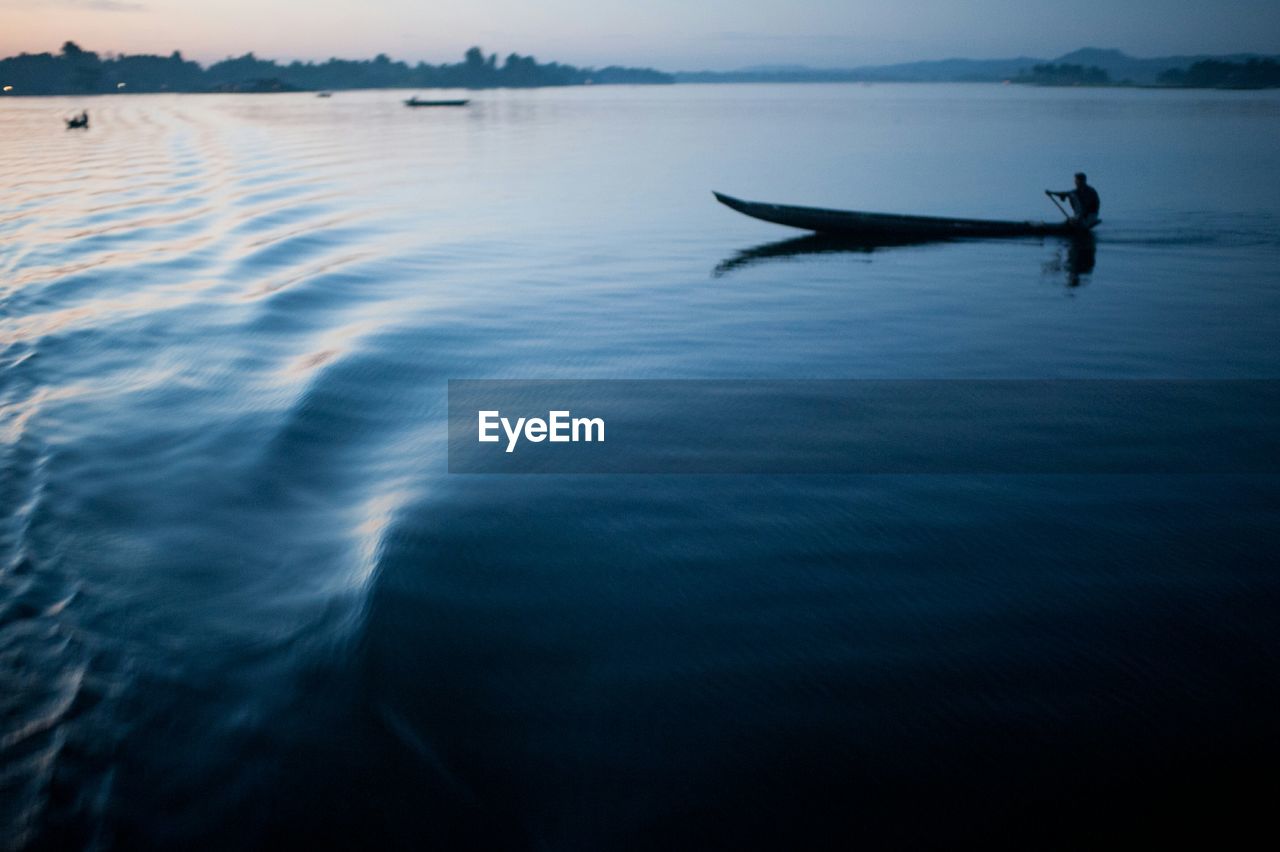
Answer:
[1157,58,1280,89]
[1014,64,1111,86]
[0,41,673,95]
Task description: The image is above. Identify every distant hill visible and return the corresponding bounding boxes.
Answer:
[1158,58,1280,89]
[675,48,1280,86]
[7,43,1277,96]
[1013,63,1111,87]
[0,42,674,95]
[675,57,1039,84]
[1054,47,1277,84]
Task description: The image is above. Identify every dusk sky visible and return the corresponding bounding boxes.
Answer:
[4,0,1279,69]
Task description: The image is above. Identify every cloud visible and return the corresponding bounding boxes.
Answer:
[3,0,148,11]
[84,0,147,10]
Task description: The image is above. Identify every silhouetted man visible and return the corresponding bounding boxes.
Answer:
[1049,172,1100,227]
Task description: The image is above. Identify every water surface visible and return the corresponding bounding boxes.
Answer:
[2,84,1279,848]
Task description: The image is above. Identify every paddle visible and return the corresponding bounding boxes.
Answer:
[1044,190,1072,221]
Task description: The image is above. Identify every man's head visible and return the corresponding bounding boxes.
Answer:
[1075,172,1088,187]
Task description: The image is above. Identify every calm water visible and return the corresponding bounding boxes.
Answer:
[3,84,1280,849]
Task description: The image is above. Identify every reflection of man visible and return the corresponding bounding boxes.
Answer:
[1049,172,1100,227]
[1065,233,1096,288]
[1043,232,1097,288]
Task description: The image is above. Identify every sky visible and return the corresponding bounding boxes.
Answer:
[3,0,1280,70]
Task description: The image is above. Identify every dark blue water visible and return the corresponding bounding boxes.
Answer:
[2,84,1280,849]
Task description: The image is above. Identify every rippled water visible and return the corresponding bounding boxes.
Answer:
[3,84,1280,848]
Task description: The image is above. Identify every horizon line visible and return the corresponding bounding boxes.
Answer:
[3,41,1279,74]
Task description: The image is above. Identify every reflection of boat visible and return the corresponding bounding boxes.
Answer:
[404,97,469,107]
[714,230,1097,284]
[714,191,1097,239]
[714,234,910,276]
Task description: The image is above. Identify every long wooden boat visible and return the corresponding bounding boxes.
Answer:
[713,191,1096,239]
[404,97,470,108]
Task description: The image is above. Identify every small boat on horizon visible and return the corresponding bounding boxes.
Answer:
[404,97,469,108]
[316,91,333,98]
[713,191,1097,240]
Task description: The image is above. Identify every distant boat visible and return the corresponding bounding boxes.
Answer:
[65,112,89,129]
[713,191,1097,240]
[404,97,469,108]
[316,91,333,98]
